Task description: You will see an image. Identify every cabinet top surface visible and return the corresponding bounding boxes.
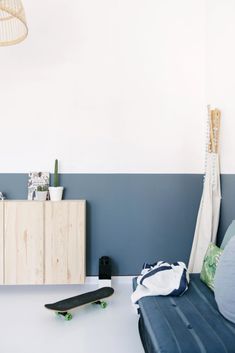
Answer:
[2,200,86,203]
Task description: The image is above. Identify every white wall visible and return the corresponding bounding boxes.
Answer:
[0,0,206,173]
[206,0,235,173]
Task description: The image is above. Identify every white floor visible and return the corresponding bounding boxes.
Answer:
[0,280,144,353]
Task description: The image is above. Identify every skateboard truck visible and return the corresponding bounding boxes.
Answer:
[56,312,73,321]
[93,300,107,309]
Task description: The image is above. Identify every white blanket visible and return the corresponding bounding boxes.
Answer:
[131,261,190,304]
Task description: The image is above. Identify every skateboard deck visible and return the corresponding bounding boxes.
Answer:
[45,287,114,320]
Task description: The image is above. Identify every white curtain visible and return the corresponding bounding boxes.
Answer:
[188,109,221,273]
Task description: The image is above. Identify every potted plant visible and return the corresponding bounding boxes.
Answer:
[36,185,48,201]
[49,159,64,201]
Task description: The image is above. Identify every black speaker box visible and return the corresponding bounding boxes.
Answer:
[99,256,112,280]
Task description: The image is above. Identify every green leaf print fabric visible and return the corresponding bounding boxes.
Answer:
[200,243,223,291]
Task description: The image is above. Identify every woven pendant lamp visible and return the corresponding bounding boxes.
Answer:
[0,0,28,46]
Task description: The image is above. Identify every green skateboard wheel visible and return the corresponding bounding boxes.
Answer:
[100,301,107,309]
[65,313,73,321]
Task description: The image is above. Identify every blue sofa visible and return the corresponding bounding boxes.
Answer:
[133,274,235,353]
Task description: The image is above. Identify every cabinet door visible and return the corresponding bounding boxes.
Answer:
[4,202,44,284]
[0,203,3,284]
[45,201,86,284]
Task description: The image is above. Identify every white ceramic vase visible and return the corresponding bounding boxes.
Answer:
[49,187,64,201]
[36,191,48,201]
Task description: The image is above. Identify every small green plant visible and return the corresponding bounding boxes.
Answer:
[37,185,48,192]
[54,159,59,187]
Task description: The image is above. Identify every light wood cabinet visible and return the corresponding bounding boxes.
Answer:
[0,200,86,285]
[4,202,44,285]
[45,201,86,284]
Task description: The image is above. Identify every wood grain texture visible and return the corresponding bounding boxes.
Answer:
[45,201,86,284]
[4,202,44,284]
[0,203,3,284]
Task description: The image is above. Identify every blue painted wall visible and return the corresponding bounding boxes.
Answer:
[1,173,233,275]
[217,175,235,246]
[0,174,207,275]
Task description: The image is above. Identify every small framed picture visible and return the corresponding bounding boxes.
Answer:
[28,172,50,200]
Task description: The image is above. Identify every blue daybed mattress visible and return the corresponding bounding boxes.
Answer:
[133,274,235,353]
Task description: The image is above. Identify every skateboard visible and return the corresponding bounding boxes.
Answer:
[45,287,114,321]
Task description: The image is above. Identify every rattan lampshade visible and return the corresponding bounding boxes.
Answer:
[0,0,28,46]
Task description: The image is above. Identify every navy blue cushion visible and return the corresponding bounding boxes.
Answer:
[133,274,235,353]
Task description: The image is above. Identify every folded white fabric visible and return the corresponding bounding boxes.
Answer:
[131,261,190,304]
